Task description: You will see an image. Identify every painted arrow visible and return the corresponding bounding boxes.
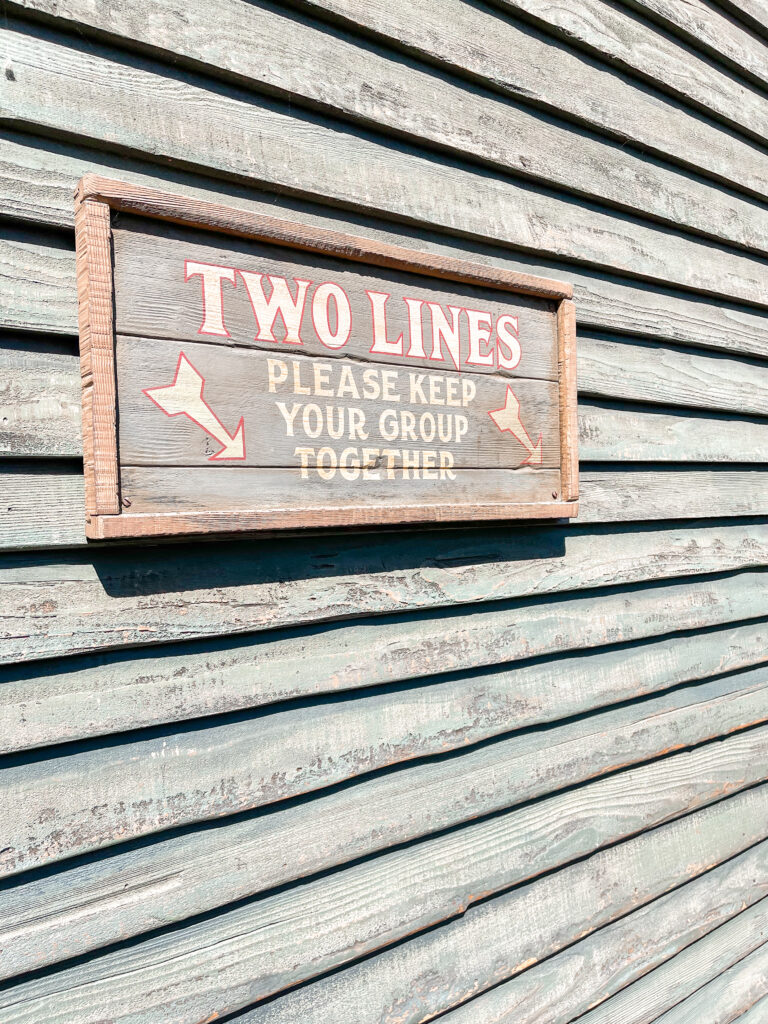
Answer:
[142,352,246,461]
[488,385,543,465]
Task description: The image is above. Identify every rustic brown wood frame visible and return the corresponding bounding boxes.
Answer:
[74,174,579,540]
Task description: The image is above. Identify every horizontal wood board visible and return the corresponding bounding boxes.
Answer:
[9,781,757,1024]
[10,339,768,464]
[443,890,768,1024]
[1,722,767,983]
[3,466,766,548]
[2,521,766,662]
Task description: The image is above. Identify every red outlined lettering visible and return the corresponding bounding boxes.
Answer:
[367,290,404,356]
[184,260,237,337]
[496,314,522,370]
[427,302,462,371]
[312,281,352,350]
[239,271,311,346]
[403,297,426,359]
[464,307,495,367]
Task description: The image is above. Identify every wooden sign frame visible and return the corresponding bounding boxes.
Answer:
[75,175,578,540]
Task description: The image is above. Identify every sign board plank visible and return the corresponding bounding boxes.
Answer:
[74,176,578,538]
[111,221,560,382]
[116,339,562,469]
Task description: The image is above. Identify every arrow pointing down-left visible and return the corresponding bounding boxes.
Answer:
[143,352,246,461]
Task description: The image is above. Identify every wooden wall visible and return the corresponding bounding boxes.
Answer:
[1,0,768,1019]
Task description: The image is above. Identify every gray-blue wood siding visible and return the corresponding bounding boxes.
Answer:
[0,0,767,1019]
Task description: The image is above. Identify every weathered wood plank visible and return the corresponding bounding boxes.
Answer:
[736,995,768,1023]
[288,0,768,199]
[231,790,768,1024]
[40,461,764,535]
[107,465,768,532]
[652,940,768,1023]
[2,28,768,304]
[3,717,767,981]
[735,995,768,1023]
[10,343,768,464]
[580,905,768,1023]
[0,463,85,549]
[4,576,767,752]
[715,0,768,40]
[0,339,80,457]
[3,522,767,663]
[493,0,768,144]
[3,782,763,1024]
[579,469,768,523]
[2,664,766,878]
[112,219,559,381]
[9,466,768,549]
[6,162,768,360]
[620,0,768,93]
[117,466,563,523]
[579,403,768,462]
[432,863,768,1024]
[5,0,768,256]
[0,233,75,336]
[578,335,768,415]
[117,342,560,471]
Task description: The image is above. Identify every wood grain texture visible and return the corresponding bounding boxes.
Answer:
[580,905,768,1023]
[5,560,767,726]
[492,0,768,144]
[652,940,768,1023]
[620,0,768,92]
[117,465,563,514]
[55,783,762,1024]
[0,233,75,336]
[3,29,768,305]
[1,6,767,1015]
[116,340,562,470]
[0,340,80,457]
[74,191,119,515]
[715,0,768,39]
[6,163,768,359]
[3,520,766,663]
[110,216,561,375]
[578,403,768,462]
[5,0,768,256]
[4,586,767,752]
[288,0,768,200]
[437,861,768,1024]
[1,768,767,1024]
[98,181,570,302]
[8,350,768,465]
[117,465,768,531]
[0,463,85,549]
[5,465,766,548]
[578,335,768,415]
[2,657,767,878]
[3,718,767,980]
[558,297,579,499]
[578,469,768,523]
[734,994,768,1023]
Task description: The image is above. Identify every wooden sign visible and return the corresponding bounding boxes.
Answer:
[75,176,578,539]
